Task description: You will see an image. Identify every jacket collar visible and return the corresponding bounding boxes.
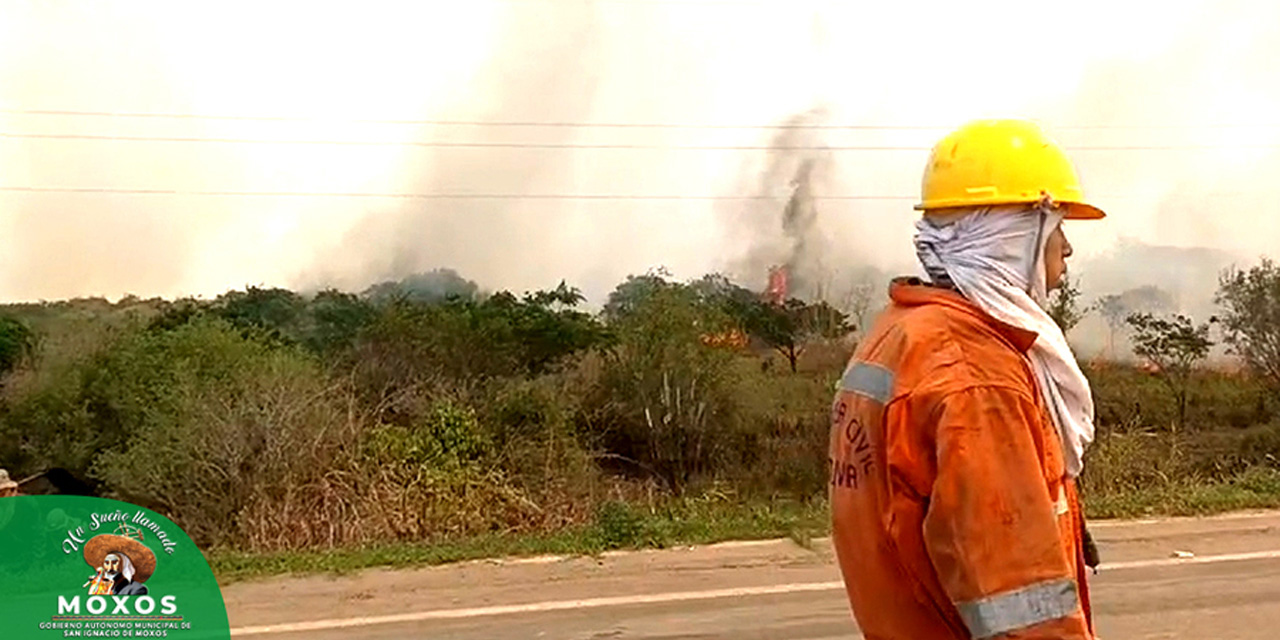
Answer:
[888,277,1040,353]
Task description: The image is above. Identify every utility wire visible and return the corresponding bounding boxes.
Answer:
[5,109,1280,130]
[0,110,960,128]
[3,132,1278,151]
[0,187,912,199]
[0,187,1251,199]
[0,132,928,149]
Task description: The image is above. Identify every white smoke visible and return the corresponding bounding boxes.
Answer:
[1,1,1277,309]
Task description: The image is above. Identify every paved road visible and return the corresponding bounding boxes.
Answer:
[222,511,1280,639]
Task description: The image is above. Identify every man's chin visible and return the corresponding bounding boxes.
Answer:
[1047,271,1067,291]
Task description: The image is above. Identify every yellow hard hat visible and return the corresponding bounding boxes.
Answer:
[915,119,1105,220]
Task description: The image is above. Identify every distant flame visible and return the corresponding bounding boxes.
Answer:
[765,265,788,305]
[700,328,749,350]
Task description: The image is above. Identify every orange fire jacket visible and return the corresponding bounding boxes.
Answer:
[829,279,1094,639]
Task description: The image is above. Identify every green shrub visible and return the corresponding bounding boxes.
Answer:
[1086,363,1273,432]
[365,401,491,470]
[728,363,835,500]
[593,501,646,549]
[1217,258,1280,391]
[588,283,746,494]
[88,318,357,548]
[0,364,97,477]
[6,274,1280,557]
[1238,421,1280,467]
[351,284,606,398]
[0,315,36,379]
[479,373,600,519]
[1,317,274,481]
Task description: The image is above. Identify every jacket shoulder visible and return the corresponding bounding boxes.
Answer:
[858,302,1035,400]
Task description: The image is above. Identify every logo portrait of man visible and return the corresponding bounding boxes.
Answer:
[83,531,156,596]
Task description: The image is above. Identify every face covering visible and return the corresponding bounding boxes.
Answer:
[914,204,1095,477]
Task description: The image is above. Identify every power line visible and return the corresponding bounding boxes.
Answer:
[445,0,805,4]
[0,110,948,129]
[0,186,1256,199]
[0,187,914,199]
[6,109,1280,130]
[4,132,1280,151]
[0,132,927,149]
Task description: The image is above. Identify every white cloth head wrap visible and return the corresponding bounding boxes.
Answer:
[914,204,1095,477]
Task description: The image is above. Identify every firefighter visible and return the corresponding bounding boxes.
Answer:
[829,119,1102,639]
[0,469,19,498]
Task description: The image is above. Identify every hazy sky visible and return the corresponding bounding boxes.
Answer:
[2,0,1279,303]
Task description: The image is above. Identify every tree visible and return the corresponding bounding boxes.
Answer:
[796,299,850,341]
[1216,258,1280,391]
[486,282,609,375]
[302,289,377,355]
[1125,312,1215,433]
[355,282,607,392]
[735,297,849,373]
[748,299,803,371]
[149,288,380,358]
[213,286,306,342]
[837,280,877,336]
[1096,294,1127,356]
[1096,285,1175,357]
[606,271,853,373]
[147,298,211,333]
[0,315,36,380]
[1046,273,1089,334]
[602,270,674,323]
[362,268,480,305]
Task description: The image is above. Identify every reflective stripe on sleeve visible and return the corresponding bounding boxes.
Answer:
[840,361,894,404]
[956,577,1079,639]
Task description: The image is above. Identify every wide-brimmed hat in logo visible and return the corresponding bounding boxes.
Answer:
[83,532,157,584]
[0,469,18,490]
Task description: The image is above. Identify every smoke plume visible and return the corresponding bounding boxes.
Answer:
[296,2,606,297]
[724,107,838,300]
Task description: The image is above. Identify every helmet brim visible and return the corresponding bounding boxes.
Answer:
[916,200,1107,220]
[1062,202,1106,220]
